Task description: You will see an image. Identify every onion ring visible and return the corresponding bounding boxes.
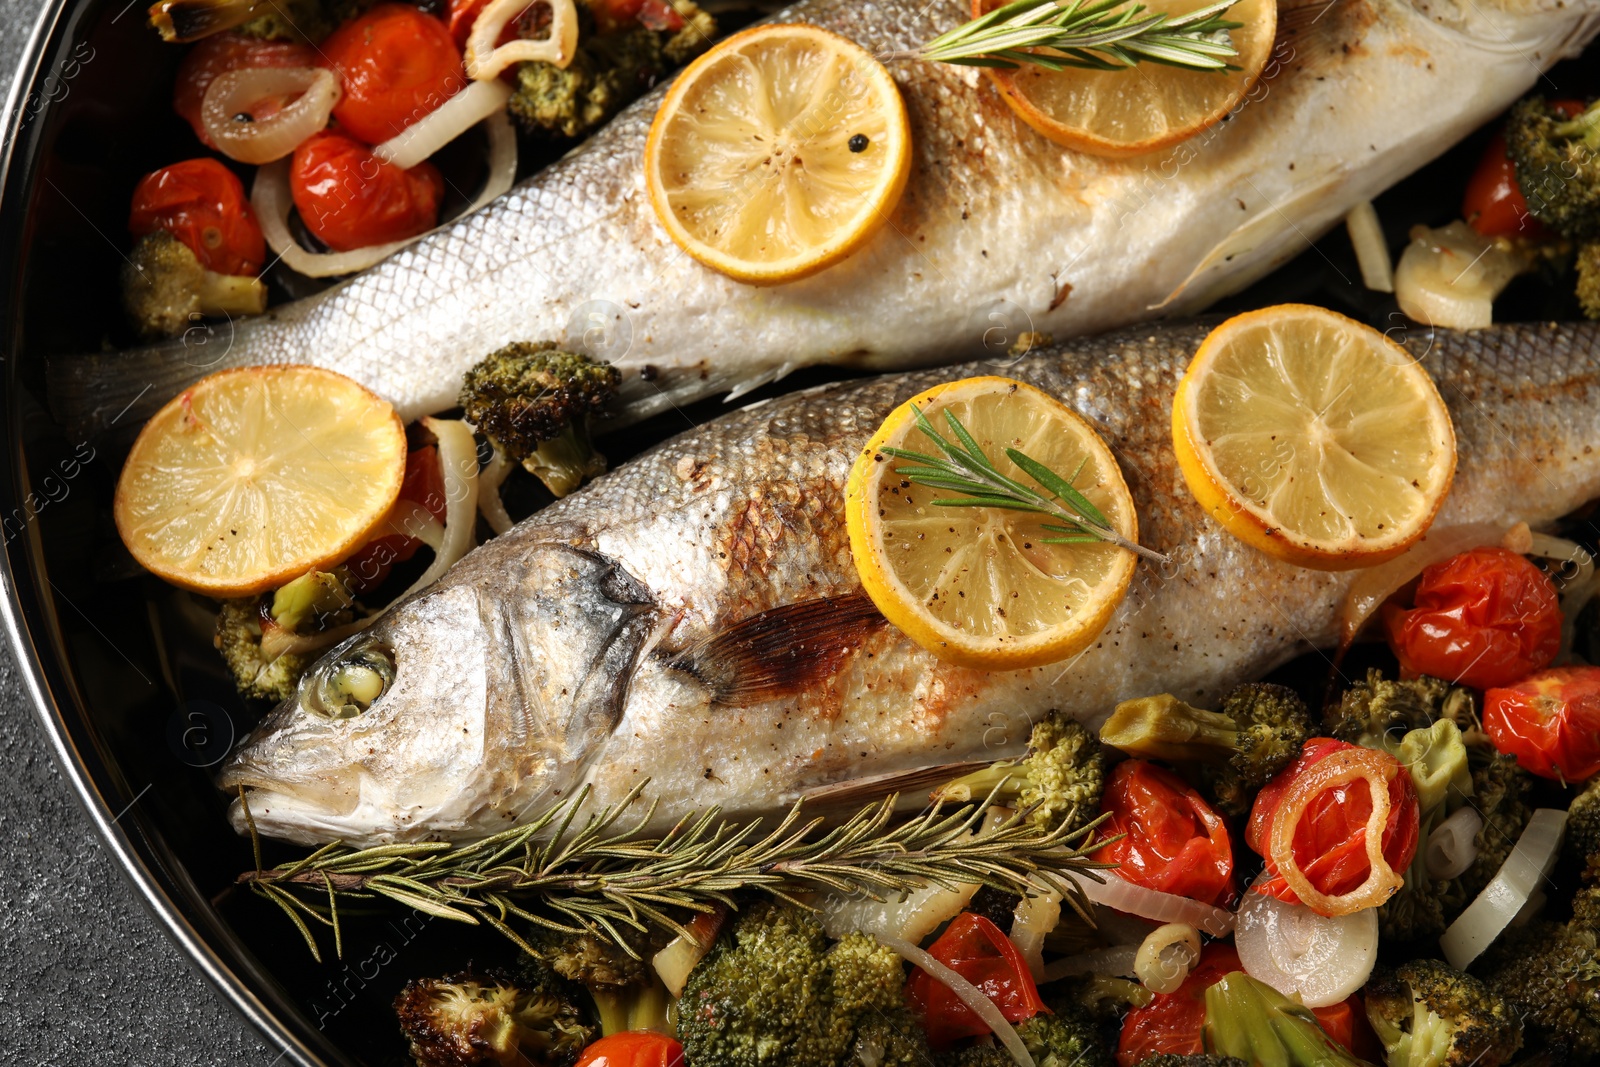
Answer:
[202,66,340,165]
[465,0,579,81]
[1267,746,1405,916]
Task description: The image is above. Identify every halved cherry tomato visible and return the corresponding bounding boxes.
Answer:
[344,444,446,593]
[1382,546,1561,690]
[1484,666,1600,781]
[1098,759,1235,908]
[320,4,464,145]
[289,130,444,251]
[574,1032,684,1067]
[1116,945,1364,1067]
[905,913,1047,1048]
[129,159,265,276]
[173,32,317,148]
[1247,737,1419,908]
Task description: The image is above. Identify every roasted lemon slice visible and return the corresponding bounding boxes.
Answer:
[644,23,912,285]
[115,365,407,597]
[1172,304,1456,570]
[846,377,1139,670]
[979,0,1276,158]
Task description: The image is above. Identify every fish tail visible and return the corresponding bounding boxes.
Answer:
[47,329,250,438]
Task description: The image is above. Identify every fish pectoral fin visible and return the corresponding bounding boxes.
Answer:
[793,761,999,808]
[665,592,886,706]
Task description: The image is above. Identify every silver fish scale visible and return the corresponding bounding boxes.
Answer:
[220,321,1600,846]
[52,0,1600,437]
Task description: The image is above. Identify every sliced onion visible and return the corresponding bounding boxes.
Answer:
[1235,871,1378,1007]
[477,442,516,536]
[1010,882,1062,983]
[1268,746,1404,916]
[1345,201,1393,293]
[1134,923,1201,995]
[251,111,516,278]
[652,904,726,997]
[1395,221,1532,330]
[202,67,339,165]
[1042,944,1139,982]
[1440,808,1567,969]
[466,0,579,81]
[258,615,372,662]
[1063,870,1234,938]
[375,78,512,172]
[395,418,479,602]
[1338,522,1514,648]
[882,937,1035,1067]
[1425,806,1484,881]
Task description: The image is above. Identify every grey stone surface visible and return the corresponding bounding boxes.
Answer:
[0,11,273,1065]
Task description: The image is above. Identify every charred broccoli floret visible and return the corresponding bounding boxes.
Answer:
[1364,960,1523,1067]
[1579,240,1600,321]
[531,930,671,1036]
[460,343,621,497]
[214,569,357,702]
[510,0,715,139]
[1506,96,1600,240]
[1567,775,1600,885]
[1099,683,1312,816]
[676,900,930,1067]
[933,711,1105,834]
[1203,972,1368,1067]
[394,969,595,1067]
[122,230,266,341]
[1331,671,1473,748]
[1478,887,1600,1064]
[1376,718,1473,943]
[1016,1006,1112,1067]
[1455,743,1535,902]
[934,1046,1014,1067]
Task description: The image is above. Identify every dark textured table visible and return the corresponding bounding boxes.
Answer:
[0,14,272,1063]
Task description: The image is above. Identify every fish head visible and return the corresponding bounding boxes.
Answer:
[217,543,663,846]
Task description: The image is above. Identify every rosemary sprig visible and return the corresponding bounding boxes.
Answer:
[893,0,1242,72]
[239,782,1116,962]
[881,405,1170,565]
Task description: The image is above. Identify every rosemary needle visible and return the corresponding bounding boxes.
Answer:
[891,0,1243,73]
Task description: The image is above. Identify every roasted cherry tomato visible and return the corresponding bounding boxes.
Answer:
[129,159,265,276]
[290,130,445,251]
[1484,666,1600,781]
[1382,546,1561,690]
[905,913,1047,1048]
[173,32,317,148]
[1098,759,1235,907]
[344,444,447,592]
[321,4,464,145]
[1116,943,1239,1066]
[574,1032,684,1067]
[1247,737,1420,908]
[1464,133,1545,239]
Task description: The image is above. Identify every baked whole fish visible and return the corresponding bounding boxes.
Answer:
[219,319,1600,847]
[51,0,1600,437]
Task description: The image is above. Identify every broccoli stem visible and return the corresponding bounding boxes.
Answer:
[1203,972,1365,1067]
[1555,100,1600,150]
[524,421,609,498]
[1099,694,1238,762]
[590,981,671,1037]
[198,271,269,318]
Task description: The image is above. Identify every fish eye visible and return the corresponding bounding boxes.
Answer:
[302,643,395,720]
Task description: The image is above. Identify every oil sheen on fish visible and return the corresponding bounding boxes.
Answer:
[51,0,1600,437]
[219,320,1600,847]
